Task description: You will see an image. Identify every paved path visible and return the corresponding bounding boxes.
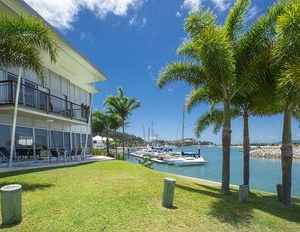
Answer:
[0,156,114,174]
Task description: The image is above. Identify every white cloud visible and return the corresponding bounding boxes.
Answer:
[129,14,147,28]
[175,11,182,18]
[146,64,155,82]
[80,32,93,41]
[140,17,147,28]
[211,0,232,12]
[182,0,201,12]
[181,0,232,13]
[247,5,258,21]
[24,0,144,30]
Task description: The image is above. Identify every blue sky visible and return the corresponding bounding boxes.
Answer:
[25,0,300,144]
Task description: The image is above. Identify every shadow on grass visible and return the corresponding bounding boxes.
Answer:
[0,182,53,192]
[0,221,21,229]
[176,183,300,226]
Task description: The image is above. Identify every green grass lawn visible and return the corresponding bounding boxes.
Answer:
[0,161,300,231]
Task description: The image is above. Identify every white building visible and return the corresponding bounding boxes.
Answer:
[93,136,114,149]
[0,0,106,166]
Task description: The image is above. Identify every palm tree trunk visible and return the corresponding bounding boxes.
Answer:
[114,129,118,159]
[243,111,250,186]
[281,109,293,207]
[122,125,125,159]
[106,128,110,156]
[221,100,231,194]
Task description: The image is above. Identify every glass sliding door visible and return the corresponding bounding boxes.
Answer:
[15,127,33,160]
[35,129,49,159]
[75,133,81,149]
[81,134,86,148]
[64,132,70,151]
[50,131,63,149]
[0,124,11,161]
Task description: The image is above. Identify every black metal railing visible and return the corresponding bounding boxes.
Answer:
[0,79,89,122]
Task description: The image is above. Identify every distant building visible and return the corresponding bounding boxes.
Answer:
[93,136,113,149]
[0,0,106,166]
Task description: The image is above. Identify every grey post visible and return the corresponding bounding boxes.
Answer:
[276,184,283,202]
[162,178,176,208]
[1,184,22,225]
[238,185,249,203]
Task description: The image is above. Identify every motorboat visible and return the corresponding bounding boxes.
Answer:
[173,156,206,166]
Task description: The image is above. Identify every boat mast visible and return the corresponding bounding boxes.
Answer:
[181,103,185,145]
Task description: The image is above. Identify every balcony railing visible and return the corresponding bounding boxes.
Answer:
[0,79,89,122]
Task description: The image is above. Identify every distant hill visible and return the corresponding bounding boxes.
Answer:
[93,131,144,147]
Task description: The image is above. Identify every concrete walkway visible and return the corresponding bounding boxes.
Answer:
[0,156,114,174]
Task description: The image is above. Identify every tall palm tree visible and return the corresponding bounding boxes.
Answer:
[105,87,141,158]
[0,16,58,79]
[92,111,122,156]
[272,0,300,207]
[108,114,123,158]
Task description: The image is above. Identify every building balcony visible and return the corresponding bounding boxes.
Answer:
[0,79,90,124]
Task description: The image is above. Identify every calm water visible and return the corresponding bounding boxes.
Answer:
[126,147,300,197]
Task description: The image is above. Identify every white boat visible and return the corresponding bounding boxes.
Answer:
[173,156,206,166]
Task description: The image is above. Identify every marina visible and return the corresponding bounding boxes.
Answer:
[130,146,206,166]
[126,146,300,197]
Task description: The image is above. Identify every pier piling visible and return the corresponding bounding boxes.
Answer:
[276,184,283,202]
[1,184,22,225]
[238,185,249,203]
[162,178,176,208]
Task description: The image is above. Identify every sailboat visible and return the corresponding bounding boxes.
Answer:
[172,104,206,166]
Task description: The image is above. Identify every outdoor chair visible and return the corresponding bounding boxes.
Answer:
[76,148,83,160]
[69,149,77,161]
[0,147,9,163]
[50,149,64,162]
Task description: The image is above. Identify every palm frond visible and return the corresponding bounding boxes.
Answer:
[235,1,286,71]
[195,108,223,137]
[177,40,201,61]
[0,16,58,81]
[157,62,205,88]
[184,9,217,40]
[185,87,220,112]
[225,0,250,41]
[273,0,300,65]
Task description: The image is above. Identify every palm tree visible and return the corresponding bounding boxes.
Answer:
[104,87,141,158]
[158,0,286,194]
[0,16,57,79]
[108,114,123,158]
[92,111,122,157]
[272,0,300,207]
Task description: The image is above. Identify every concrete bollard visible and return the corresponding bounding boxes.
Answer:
[276,184,283,202]
[1,184,22,225]
[238,185,249,203]
[162,178,176,208]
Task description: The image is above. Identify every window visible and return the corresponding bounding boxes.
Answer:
[0,124,11,159]
[72,133,76,149]
[35,129,49,158]
[50,131,63,149]
[76,133,81,148]
[15,127,33,159]
[64,132,70,151]
[81,134,86,148]
[15,127,33,149]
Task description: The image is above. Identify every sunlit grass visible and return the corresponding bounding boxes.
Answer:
[0,161,300,231]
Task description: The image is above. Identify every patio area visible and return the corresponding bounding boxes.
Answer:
[0,155,114,173]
